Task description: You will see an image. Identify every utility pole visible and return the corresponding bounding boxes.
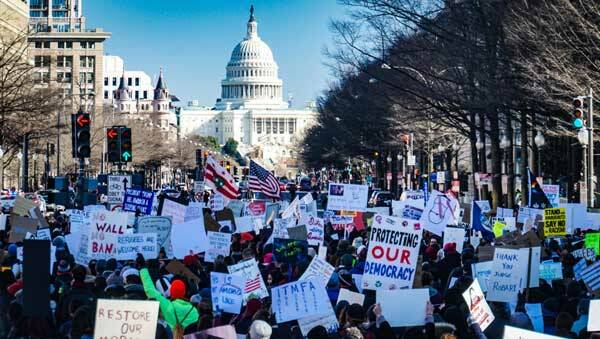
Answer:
[588,87,594,208]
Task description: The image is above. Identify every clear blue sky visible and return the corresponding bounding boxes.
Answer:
[85,1,346,108]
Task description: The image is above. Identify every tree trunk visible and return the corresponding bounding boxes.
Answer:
[520,109,529,206]
[506,113,515,209]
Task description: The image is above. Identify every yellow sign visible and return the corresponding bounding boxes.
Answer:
[544,208,566,237]
[493,220,506,238]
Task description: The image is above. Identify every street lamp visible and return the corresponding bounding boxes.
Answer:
[452,143,460,172]
[475,137,484,151]
[17,151,22,191]
[534,131,545,175]
[32,153,39,190]
[0,146,3,191]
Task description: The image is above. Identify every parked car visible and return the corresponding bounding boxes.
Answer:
[368,191,394,207]
[0,196,15,213]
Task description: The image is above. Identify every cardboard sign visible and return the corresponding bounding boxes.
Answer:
[299,256,335,288]
[88,210,130,260]
[544,208,566,237]
[94,299,159,339]
[29,206,49,228]
[227,258,269,300]
[137,216,172,257]
[487,248,528,303]
[273,238,308,264]
[376,288,428,327]
[472,261,493,292]
[443,226,465,253]
[297,302,339,337]
[8,215,38,243]
[420,190,460,236]
[210,272,244,314]
[206,231,232,263]
[463,279,495,331]
[160,198,187,225]
[171,218,209,258]
[165,260,201,285]
[12,196,36,216]
[588,299,600,332]
[123,188,154,215]
[272,279,330,323]
[326,183,368,212]
[107,175,131,205]
[115,233,158,261]
[363,215,422,290]
[337,288,365,306]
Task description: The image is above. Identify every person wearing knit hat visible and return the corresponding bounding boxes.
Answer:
[140,268,198,333]
[232,298,262,334]
[248,320,272,339]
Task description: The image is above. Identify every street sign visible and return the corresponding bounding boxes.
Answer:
[107,175,131,204]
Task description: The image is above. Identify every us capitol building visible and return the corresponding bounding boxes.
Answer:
[178,6,318,176]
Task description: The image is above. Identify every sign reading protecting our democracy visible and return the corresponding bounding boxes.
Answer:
[463,279,495,331]
[299,255,335,288]
[115,233,158,261]
[137,216,172,257]
[326,183,369,212]
[206,231,232,263]
[210,272,244,314]
[227,259,269,301]
[544,208,566,237]
[107,175,131,205]
[272,279,330,323]
[93,299,159,339]
[122,188,154,215]
[362,214,422,290]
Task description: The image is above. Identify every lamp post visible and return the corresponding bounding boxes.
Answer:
[578,129,589,206]
[500,133,509,174]
[17,151,23,192]
[0,146,3,191]
[534,131,545,176]
[386,154,392,191]
[475,136,484,199]
[452,143,460,172]
[33,153,39,190]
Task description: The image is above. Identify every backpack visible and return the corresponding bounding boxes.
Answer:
[172,304,194,339]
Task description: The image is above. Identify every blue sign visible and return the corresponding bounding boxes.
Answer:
[423,181,429,204]
[122,188,154,215]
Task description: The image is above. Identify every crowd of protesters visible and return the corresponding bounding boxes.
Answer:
[0,190,599,339]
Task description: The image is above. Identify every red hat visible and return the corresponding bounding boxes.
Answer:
[170,279,186,300]
[240,232,254,243]
[443,242,457,253]
[183,254,199,267]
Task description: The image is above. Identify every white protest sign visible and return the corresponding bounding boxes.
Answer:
[472,261,493,292]
[89,210,130,260]
[363,215,422,290]
[503,326,561,338]
[115,233,158,261]
[273,217,295,239]
[227,258,269,300]
[209,193,225,211]
[487,248,528,303]
[193,180,204,192]
[337,288,365,306]
[443,226,465,253]
[399,190,425,209]
[559,203,587,234]
[497,207,514,218]
[170,218,209,258]
[318,245,327,259]
[94,299,159,339]
[107,175,131,205]
[542,184,560,208]
[525,303,544,333]
[463,279,495,331]
[420,190,460,236]
[35,228,52,240]
[306,215,325,246]
[234,216,254,233]
[392,200,423,220]
[272,279,330,323]
[588,299,600,332]
[517,207,544,224]
[326,183,368,212]
[299,256,334,288]
[572,248,596,261]
[376,288,428,327]
[137,216,172,257]
[206,231,232,263]
[160,198,187,225]
[184,202,205,222]
[539,261,563,283]
[0,214,7,231]
[297,305,339,336]
[210,272,244,314]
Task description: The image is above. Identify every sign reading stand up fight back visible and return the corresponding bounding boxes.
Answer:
[362,214,422,290]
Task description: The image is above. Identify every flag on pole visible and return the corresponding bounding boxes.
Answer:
[248,160,280,199]
[527,168,552,209]
[472,201,494,241]
[204,157,239,200]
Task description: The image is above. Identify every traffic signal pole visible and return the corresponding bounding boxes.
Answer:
[588,87,594,208]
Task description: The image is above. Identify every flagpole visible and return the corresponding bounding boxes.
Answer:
[527,167,532,208]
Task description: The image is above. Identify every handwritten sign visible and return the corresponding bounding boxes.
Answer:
[89,210,130,260]
[115,233,158,261]
[337,288,365,306]
[184,202,205,222]
[326,183,368,212]
[273,238,308,264]
[306,216,325,246]
[107,175,131,205]
[585,233,600,255]
[170,219,209,258]
[297,302,339,336]
[209,193,225,211]
[160,198,187,225]
[210,272,244,314]
[544,208,566,237]
[272,279,330,323]
[472,261,493,292]
[206,231,232,263]
[123,188,154,215]
[227,259,269,300]
[363,215,422,290]
[463,279,494,331]
[137,216,172,257]
[444,226,465,253]
[94,299,159,339]
[300,256,334,288]
[539,261,563,283]
[487,248,527,303]
[572,248,595,261]
[420,190,460,236]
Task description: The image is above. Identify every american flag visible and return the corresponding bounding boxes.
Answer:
[248,160,280,199]
[244,275,262,293]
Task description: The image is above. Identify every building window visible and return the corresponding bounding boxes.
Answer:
[266,119,271,134]
[56,71,71,83]
[56,56,72,67]
[58,41,72,49]
[216,127,219,133]
[288,118,296,134]
[279,118,285,134]
[104,90,108,99]
[34,71,50,84]
[127,78,132,86]
[34,56,50,67]
[143,91,148,99]
[135,91,139,99]
[135,78,140,86]
[81,72,94,84]
[112,77,117,86]
[256,118,262,133]
[35,41,51,49]
[79,56,94,68]
[104,77,108,86]
[79,42,95,49]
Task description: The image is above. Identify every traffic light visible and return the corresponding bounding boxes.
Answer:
[120,127,132,162]
[72,110,91,158]
[196,149,203,166]
[572,97,585,129]
[233,166,238,175]
[107,127,120,162]
[226,161,231,172]
[220,160,224,167]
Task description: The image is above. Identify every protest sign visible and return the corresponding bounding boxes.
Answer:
[463,279,495,331]
[363,215,422,290]
[318,245,327,259]
[503,326,561,338]
[245,200,266,218]
[234,216,254,233]
[517,207,544,224]
[420,190,460,236]
[273,238,308,264]
[573,248,596,261]
[493,220,506,238]
[209,192,225,211]
[206,231,232,263]
[487,248,528,303]
[12,196,36,216]
[0,214,6,231]
[287,225,308,241]
[544,208,566,237]
[585,233,600,255]
[574,259,587,281]
[193,180,204,192]
[497,207,514,218]
[525,303,544,333]
[272,217,294,238]
[210,272,244,314]
[306,215,325,246]
[8,215,38,243]
[589,300,600,332]
[115,233,158,261]
[444,226,465,253]
[299,255,335,288]
[160,197,187,225]
[272,279,329,323]
[297,302,339,337]
[183,325,237,339]
[227,258,269,300]
[399,190,425,208]
[171,218,209,258]
[337,288,365,306]
[88,210,130,260]
[265,202,280,224]
[330,215,353,231]
[184,202,205,222]
[472,261,493,292]
[107,175,131,205]
[226,199,244,218]
[22,240,50,317]
[542,184,560,207]
[559,203,587,234]
[35,228,51,240]
[326,183,368,212]
[29,206,49,228]
[165,260,201,285]
[581,260,600,292]
[122,188,154,215]
[376,288,428,327]
[137,216,172,257]
[94,299,159,339]
[392,200,424,220]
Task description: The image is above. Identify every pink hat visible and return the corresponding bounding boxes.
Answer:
[263,252,273,265]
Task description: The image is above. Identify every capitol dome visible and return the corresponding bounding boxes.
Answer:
[216,6,288,110]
